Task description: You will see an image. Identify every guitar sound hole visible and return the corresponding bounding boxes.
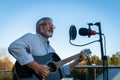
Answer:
[47,62,57,72]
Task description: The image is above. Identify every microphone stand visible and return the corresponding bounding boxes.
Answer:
[95,22,108,80]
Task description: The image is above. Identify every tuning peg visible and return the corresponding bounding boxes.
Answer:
[83,49,92,55]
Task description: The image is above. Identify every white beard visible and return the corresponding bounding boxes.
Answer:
[40,26,53,37]
[45,31,53,37]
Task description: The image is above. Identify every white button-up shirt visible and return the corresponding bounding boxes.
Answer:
[8,33,70,76]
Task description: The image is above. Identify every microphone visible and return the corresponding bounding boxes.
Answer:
[79,28,97,37]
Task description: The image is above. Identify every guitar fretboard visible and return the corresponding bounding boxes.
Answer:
[55,53,81,68]
[55,49,91,68]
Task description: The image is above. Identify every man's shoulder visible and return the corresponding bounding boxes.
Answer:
[22,33,37,39]
[23,33,34,36]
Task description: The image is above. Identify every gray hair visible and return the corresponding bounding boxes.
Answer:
[36,17,52,33]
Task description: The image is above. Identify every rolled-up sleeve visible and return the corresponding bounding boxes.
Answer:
[8,34,34,65]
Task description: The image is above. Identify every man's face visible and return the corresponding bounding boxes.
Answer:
[38,19,55,39]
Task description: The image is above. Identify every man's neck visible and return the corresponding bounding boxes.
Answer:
[38,33,49,40]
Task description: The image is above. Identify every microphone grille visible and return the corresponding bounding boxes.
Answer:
[79,28,89,36]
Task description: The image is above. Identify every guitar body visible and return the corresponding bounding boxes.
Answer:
[13,53,63,80]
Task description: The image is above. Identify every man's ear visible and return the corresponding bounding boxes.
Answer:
[37,26,42,33]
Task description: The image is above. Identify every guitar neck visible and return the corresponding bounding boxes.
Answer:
[55,53,81,68]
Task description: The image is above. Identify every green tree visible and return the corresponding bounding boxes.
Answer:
[111,54,119,65]
[91,55,100,65]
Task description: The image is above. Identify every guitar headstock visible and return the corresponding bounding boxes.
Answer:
[82,48,92,56]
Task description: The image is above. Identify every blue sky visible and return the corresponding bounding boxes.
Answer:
[0,0,120,62]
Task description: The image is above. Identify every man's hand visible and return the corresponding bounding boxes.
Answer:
[27,61,50,79]
[70,51,88,71]
[77,51,88,62]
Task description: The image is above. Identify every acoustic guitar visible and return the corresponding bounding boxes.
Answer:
[12,49,91,80]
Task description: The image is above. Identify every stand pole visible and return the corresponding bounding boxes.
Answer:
[95,22,108,80]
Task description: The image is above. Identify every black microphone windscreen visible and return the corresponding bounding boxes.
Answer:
[69,25,77,40]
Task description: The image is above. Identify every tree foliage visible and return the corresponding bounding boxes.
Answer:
[0,48,13,70]
[0,57,13,70]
